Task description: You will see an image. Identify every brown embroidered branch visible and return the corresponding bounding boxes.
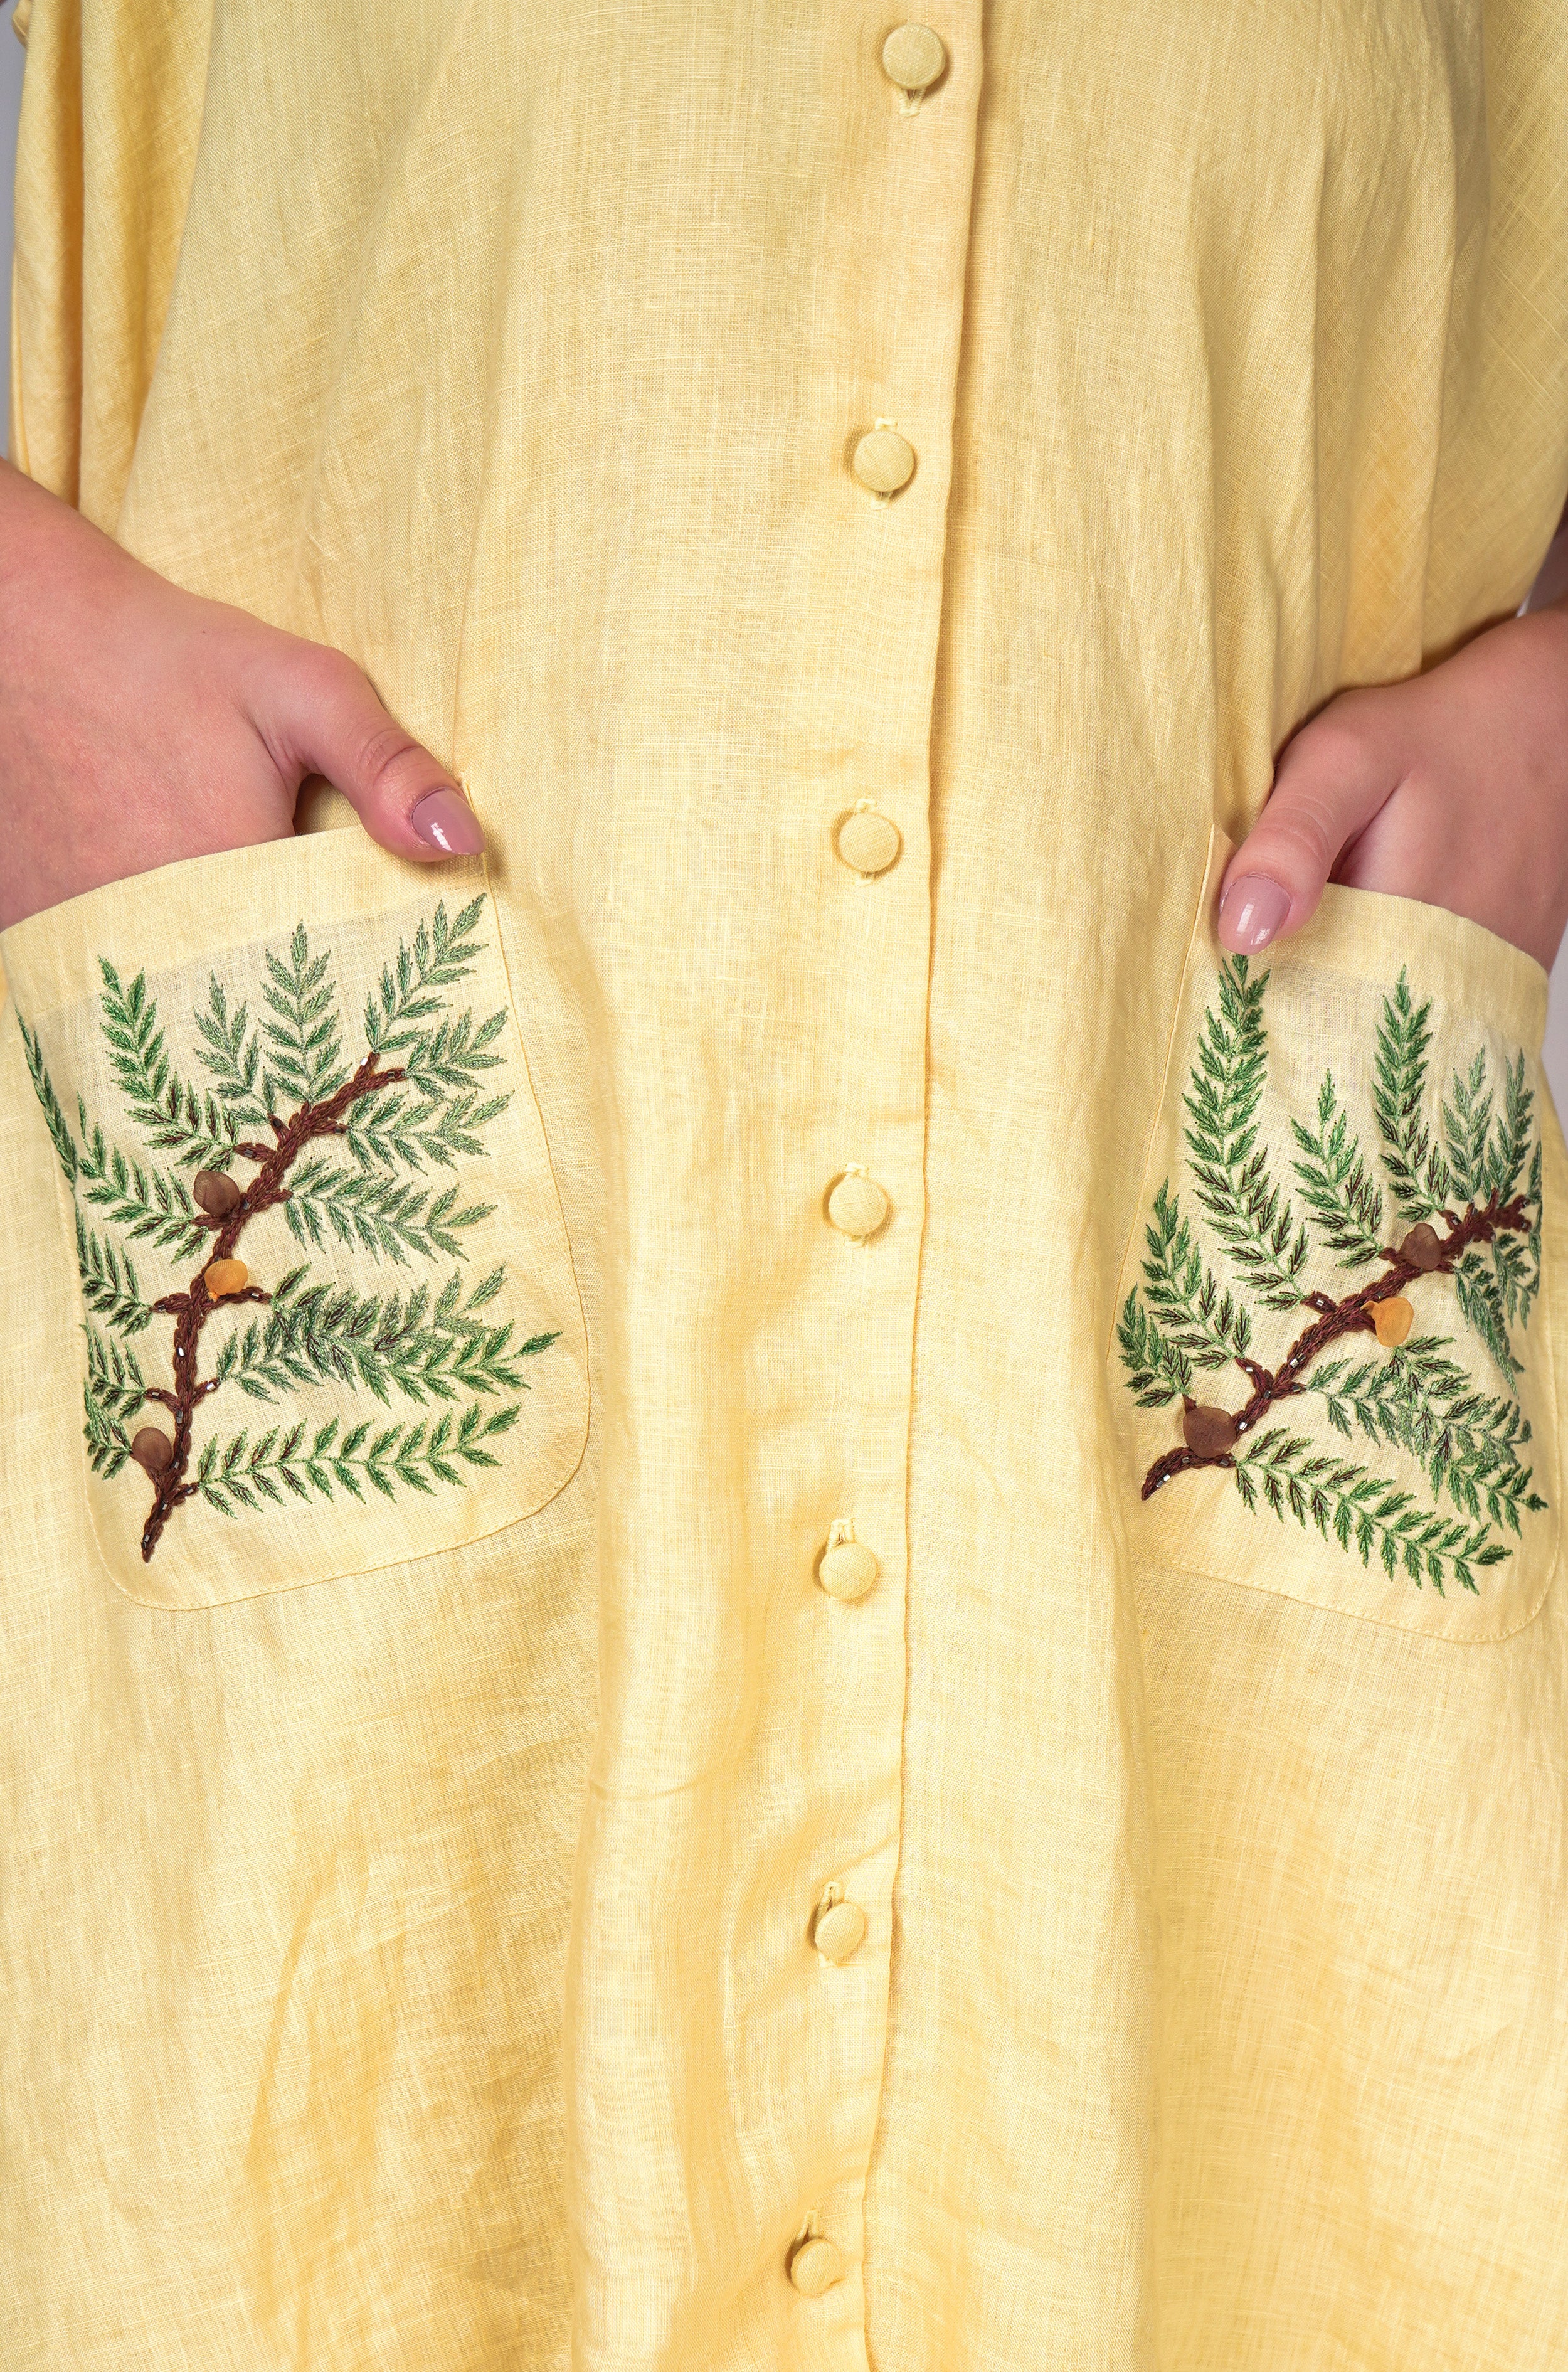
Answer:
[135,1053,405,1560]
[1140,1191,1532,1501]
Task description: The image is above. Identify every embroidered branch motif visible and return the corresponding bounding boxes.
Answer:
[17,896,560,1562]
[1116,956,1547,1595]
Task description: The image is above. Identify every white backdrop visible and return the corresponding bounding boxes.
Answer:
[4,26,1568,1107]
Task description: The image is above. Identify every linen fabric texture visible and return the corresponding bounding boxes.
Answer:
[4,2,1568,2366]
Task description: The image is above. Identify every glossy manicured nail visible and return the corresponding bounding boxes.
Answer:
[1219,873,1290,952]
[410,787,485,856]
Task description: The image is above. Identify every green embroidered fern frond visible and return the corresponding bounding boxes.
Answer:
[282,1156,497,1267]
[1138,1179,1251,1371]
[83,1321,148,1426]
[191,1401,524,1514]
[363,895,490,1051]
[1232,1428,1508,1594]
[1307,1332,1544,1529]
[1180,954,1308,1309]
[17,1014,77,1183]
[1485,1049,1535,1204]
[97,960,243,1167]
[1290,1072,1384,1267]
[209,1264,559,1408]
[345,1084,512,1173]
[1443,1048,1495,1208]
[1116,1290,1194,1408]
[1372,970,1451,1219]
[83,1375,134,1478]
[1452,1244,1522,1384]
[191,974,269,1132]
[74,1111,208,1256]
[75,1210,154,1336]
[260,923,347,1108]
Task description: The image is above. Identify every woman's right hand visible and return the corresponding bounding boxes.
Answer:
[0,456,484,931]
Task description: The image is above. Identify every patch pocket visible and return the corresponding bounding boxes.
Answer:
[0,826,589,1611]
[1110,825,1562,1642]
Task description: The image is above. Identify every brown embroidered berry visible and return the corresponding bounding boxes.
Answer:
[203,1258,250,1299]
[129,1427,173,1476]
[1399,1221,1443,1272]
[1372,1295,1414,1348]
[1182,1403,1239,1458]
[192,1167,244,1219]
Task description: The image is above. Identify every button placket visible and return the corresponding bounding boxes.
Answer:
[779,6,979,2323]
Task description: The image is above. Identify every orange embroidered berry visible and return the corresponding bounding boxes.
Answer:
[1399,1222,1443,1272]
[191,1168,243,1218]
[1182,1403,1239,1458]
[203,1258,250,1299]
[1372,1295,1414,1348]
[129,1427,173,1476]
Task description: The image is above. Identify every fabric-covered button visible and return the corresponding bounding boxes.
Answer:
[812,1898,868,1963]
[826,1168,889,1238]
[852,426,916,496]
[817,1539,879,1601]
[835,806,903,876]
[787,2235,844,2297]
[881,23,948,93]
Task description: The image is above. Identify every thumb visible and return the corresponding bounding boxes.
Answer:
[1217,696,1397,954]
[258,641,485,863]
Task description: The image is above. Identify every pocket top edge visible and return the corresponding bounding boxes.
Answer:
[1205,825,1549,1060]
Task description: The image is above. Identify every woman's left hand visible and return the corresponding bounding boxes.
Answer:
[1216,595,1568,971]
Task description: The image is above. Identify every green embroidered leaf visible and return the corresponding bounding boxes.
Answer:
[260,925,347,1109]
[1137,1179,1250,1365]
[363,896,489,1052]
[283,1156,497,1267]
[1452,1245,1522,1386]
[1234,1428,1508,1595]
[1372,970,1451,1219]
[191,974,270,1127]
[1115,1288,1194,1408]
[345,1084,512,1174]
[73,1110,208,1256]
[1443,1049,1495,1209]
[83,1321,148,1426]
[16,1012,78,1184]
[1484,1049,1535,1206]
[1180,954,1308,1309]
[74,1210,154,1336]
[192,1401,523,1515]
[1290,1072,1384,1267]
[97,960,243,1167]
[83,1372,134,1478]
[1306,1332,1542,1528]
[395,1006,510,1102]
[210,1265,558,1408]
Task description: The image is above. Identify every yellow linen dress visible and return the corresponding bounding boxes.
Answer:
[4,2,1568,2364]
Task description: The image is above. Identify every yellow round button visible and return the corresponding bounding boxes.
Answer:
[826,1170,889,1238]
[852,426,916,496]
[787,2235,844,2297]
[812,1899,868,1964]
[817,1540,880,1602]
[881,23,948,93]
[835,807,903,876]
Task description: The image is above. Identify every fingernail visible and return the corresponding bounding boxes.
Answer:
[410,787,485,856]
[1219,873,1291,952]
